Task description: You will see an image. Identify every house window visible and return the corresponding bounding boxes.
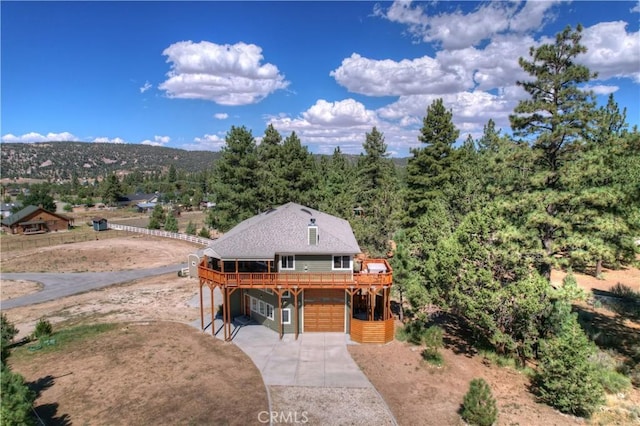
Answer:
[280,255,295,270]
[264,288,273,295]
[333,255,351,270]
[250,297,274,321]
[282,290,291,299]
[281,309,291,325]
[266,304,274,320]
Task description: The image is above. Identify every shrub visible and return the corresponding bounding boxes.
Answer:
[590,351,631,393]
[198,227,210,239]
[403,314,428,345]
[185,221,196,236]
[534,313,604,417]
[33,318,53,339]
[421,325,444,365]
[1,313,19,363]
[1,364,36,426]
[461,378,498,426]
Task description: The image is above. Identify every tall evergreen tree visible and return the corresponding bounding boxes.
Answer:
[256,124,285,210]
[405,98,460,226]
[352,127,400,256]
[210,126,260,231]
[101,174,123,206]
[318,147,355,219]
[278,132,319,208]
[509,24,598,280]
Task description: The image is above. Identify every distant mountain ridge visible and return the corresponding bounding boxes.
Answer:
[0,141,408,182]
[0,142,221,180]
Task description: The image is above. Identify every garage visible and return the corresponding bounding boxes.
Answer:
[304,289,345,332]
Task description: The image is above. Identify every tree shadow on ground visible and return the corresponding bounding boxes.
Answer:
[432,313,478,358]
[590,284,640,322]
[28,374,72,426]
[575,304,640,364]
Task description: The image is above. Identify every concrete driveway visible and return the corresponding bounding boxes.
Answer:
[188,286,371,388]
[1,263,185,309]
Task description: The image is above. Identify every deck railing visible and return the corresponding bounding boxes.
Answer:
[198,258,392,289]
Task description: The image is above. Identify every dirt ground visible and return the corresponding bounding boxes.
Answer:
[0,234,196,273]
[3,236,639,425]
[9,322,269,426]
[350,265,640,426]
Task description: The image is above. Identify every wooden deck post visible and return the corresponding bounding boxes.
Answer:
[199,280,204,331]
[370,289,376,321]
[210,284,215,336]
[276,288,283,340]
[293,288,300,340]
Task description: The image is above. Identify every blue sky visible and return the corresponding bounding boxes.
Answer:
[2,1,639,157]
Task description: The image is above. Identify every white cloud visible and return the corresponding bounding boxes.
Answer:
[268,99,381,154]
[376,0,562,50]
[331,53,470,96]
[583,84,619,95]
[183,133,226,151]
[508,0,563,33]
[93,137,127,144]
[1,132,79,143]
[632,2,640,13]
[159,41,289,105]
[214,113,229,120]
[580,21,640,82]
[139,81,152,93]
[140,135,171,147]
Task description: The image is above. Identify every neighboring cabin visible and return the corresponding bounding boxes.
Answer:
[1,205,73,235]
[197,202,394,344]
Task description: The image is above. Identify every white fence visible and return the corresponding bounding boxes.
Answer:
[107,223,214,246]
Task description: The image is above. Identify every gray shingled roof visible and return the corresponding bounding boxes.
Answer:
[203,202,360,260]
[1,205,41,227]
[1,205,70,227]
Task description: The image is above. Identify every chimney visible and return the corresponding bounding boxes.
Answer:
[308,218,318,245]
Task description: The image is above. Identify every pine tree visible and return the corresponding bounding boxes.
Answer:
[278,131,319,207]
[317,147,355,219]
[509,24,598,280]
[461,378,498,426]
[148,204,165,230]
[164,213,178,233]
[185,221,196,235]
[535,310,604,417]
[1,315,36,425]
[101,174,123,206]
[352,127,400,256]
[405,98,460,225]
[210,126,260,231]
[256,124,285,210]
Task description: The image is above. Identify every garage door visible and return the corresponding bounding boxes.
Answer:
[304,289,345,332]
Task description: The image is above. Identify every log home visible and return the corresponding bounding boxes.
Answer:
[1,205,72,235]
[197,202,394,343]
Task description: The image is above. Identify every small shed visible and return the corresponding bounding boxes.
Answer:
[92,217,108,231]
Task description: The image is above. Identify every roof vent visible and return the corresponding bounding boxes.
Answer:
[308,218,318,245]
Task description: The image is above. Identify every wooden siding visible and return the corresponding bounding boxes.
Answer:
[350,318,395,344]
[293,254,331,273]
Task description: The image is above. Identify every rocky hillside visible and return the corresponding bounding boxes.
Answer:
[0,142,220,180]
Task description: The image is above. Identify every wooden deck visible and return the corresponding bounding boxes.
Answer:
[198,258,392,289]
